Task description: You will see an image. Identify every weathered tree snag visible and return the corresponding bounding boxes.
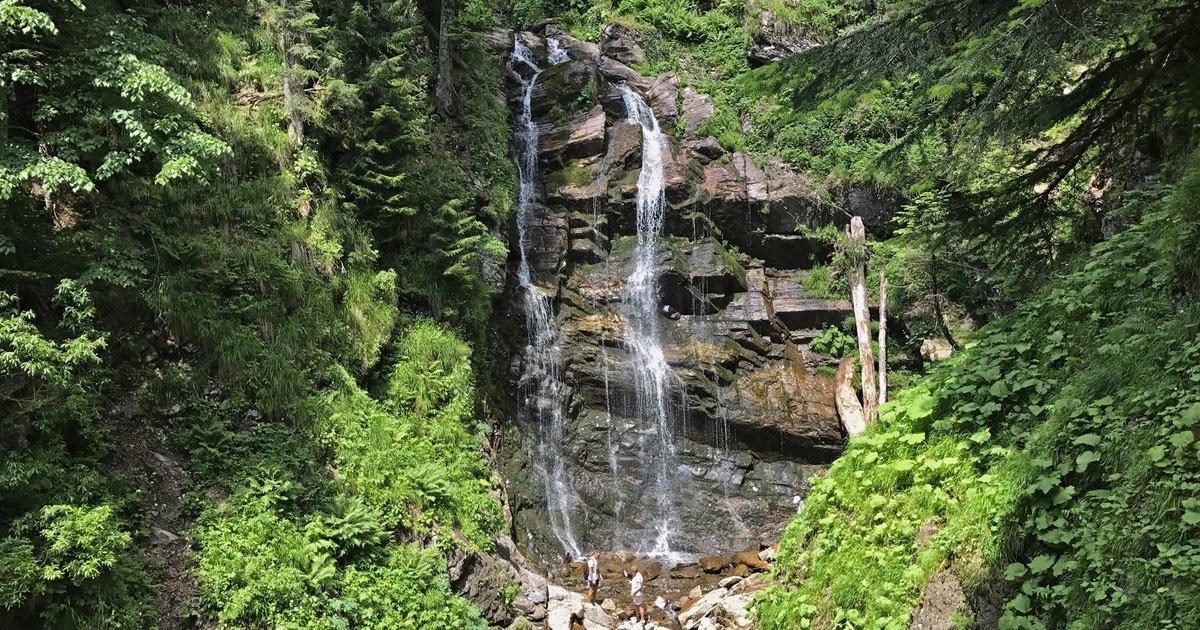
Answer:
[848,216,878,423]
[878,270,888,406]
[835,357,867,438]
[435,0,455,116]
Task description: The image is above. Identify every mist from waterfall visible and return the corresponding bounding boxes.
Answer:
[507,38,581,559]
[619,86,684,558]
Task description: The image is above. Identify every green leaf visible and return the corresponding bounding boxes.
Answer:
[1169,431,1194,448]
[1072,434,1101,447]
[989,381,1009,398]
[1183,511,1200,526]
[1075,451,1099,472]
[1003,563,1028,580]
[1147,445,1166,462]
[907,392,937,419]
[1029,555,1054,574]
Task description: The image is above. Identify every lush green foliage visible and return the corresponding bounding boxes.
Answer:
[757,160,1200,629]
[2,0,512,626]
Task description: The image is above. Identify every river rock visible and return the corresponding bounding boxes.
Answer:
[699,556,729,573]
[582,604,615,630]
[644,561,664,581]
[729,547,768,571]
[600,23,646,65]
[718,576,743,589]
[678,587,729,626]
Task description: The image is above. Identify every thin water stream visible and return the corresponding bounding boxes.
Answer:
[508,38,582,559]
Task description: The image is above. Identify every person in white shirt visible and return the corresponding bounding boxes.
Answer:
[628,565,645,623]
[585,550,602,604]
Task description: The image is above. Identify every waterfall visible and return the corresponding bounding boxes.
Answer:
[547,37,569,64]
[619,86,684,558]
[507,38,581,559]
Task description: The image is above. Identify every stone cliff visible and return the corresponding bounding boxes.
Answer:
[488,25,899,562]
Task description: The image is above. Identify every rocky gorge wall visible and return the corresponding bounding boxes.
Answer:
[488,25,899,563]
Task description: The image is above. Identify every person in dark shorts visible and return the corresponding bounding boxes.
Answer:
[585,550,602,603]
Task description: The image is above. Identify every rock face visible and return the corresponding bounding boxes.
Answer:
[496,26,900,564]
[746,2,822,66]
[600,23,646,65]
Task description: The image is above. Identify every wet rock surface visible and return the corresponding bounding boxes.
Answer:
[544,546,776,629]
[495,26,899,565]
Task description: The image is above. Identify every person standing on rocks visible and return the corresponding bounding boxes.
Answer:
[629,564,645,624]
[586,550,602,604]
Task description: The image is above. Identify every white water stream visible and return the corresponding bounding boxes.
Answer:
[618,86,685,558]
[508,39,582,559]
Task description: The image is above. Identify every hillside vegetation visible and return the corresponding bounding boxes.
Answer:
[2,0,511,627]
[3,0,1198,628]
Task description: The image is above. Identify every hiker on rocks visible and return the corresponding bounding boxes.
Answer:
[628,564,645,623]
[586,550,602,604]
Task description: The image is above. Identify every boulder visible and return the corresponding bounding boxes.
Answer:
[530,59,598,119]
[729,572,764,596]
[644,561,664,581]
[678,587,729,626]
[544,26,601,59]
[647,73,680,129]
[689,136,724,161]
[582,604,615,630]
[539,105,606,163]
[746,5,821,66]
[699,555,729,573]
[682,87,716,137]
[600,23,646,65]
[729,547,768,571]
[718,576,744,589]
[731,563,751,578]
[506,618,536,630]
[921,338,954,362]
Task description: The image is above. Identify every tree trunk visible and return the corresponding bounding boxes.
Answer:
[930,254,959,349]
[281,29,304,149]
[835,357,867,438]
[435,0,455,115]
[848,216,878,423]
[878,270,888,406]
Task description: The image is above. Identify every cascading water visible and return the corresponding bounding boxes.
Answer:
[547,37,569,64]
[618,86,685,557]
[507,39,582,559]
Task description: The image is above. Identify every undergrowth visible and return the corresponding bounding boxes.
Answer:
[756,160,1200,629]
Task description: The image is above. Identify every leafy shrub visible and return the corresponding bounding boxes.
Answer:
[756,165,1200,629]
[810,325,855,358]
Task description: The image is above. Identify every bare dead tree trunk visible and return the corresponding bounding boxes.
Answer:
[878,270,888,406]
[848,216,878,423]
[835,357,867,438]
[281,29,304,149]
[435,0,455,116]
